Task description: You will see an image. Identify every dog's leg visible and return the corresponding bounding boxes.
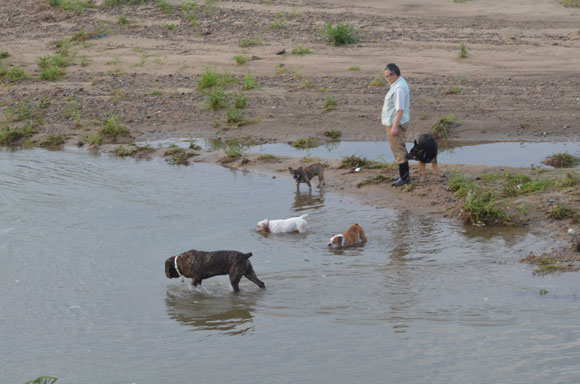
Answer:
[229,273,242,292]
[432,161,441,181]
[418,162,426,182]
[359,227,368,243]
[244,267,266,289]
[318,171,325,187]
[297,222,307,233]
[306,179,312,189]
[191,277,202,287]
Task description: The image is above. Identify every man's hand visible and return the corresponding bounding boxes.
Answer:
[391,109,403,137]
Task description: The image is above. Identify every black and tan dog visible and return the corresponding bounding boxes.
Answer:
[165,249,265,292]
[288,163,325,189]
[407,133,441,182]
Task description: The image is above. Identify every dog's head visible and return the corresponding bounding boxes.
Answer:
[406,139,424,161]
[327,234,343,248]
[288,166,304,183]
[255,219,269,232]
[165,256,180,278]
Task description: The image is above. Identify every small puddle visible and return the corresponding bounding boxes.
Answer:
[138,138,580,167]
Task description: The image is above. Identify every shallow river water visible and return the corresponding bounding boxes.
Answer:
[2,148,580,383]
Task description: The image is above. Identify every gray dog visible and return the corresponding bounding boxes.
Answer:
[165,249,266,292]
[288,163,325,189]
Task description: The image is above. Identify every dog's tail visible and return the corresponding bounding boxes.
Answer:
[300,214,308,219]
[243,252,253,259]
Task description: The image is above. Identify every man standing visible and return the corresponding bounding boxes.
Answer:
[382,63,410,187]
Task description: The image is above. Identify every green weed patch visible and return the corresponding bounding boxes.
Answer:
[325,22,358,46]
[0,125,37,145]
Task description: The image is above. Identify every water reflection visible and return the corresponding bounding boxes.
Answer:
[165,287,257,336]
[292,189,325,212]
[387,210,412,263]
[461,224,531,242]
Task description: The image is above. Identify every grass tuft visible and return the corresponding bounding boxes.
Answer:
[325,22,358,46]
[103,0,155,6]
[1,66,27,82]
[39,134,66,147]
[165,147,196,165]
[502,172,550,196]
[24,376,58,384]
[197,67,220,90]
[40,66,65,81]
[431,114,460,139]
[157,0,171,13]
[226,108,243,125]
[234,93,247,109]
[559,0,580,7]
[555,172,580,189]
[458,42,469,58]
[242,73,259,91]
[368,74,386,87]
[322,90,337,112]
[339,155,390,170]
[290,137,322,149]
[521,253,564,275]
[181,1,198,26]
[0,125,37,145]
[239,36,262,48]
[461,189,510,226]
[291,45,311,55]
[258,154,279,161]
[357,174,389,188]
[548,204,580,223]
[444,86,462,95]
[206,87,227,110]
[98,115,129,139]
[233,55,248,65]
[324,130,342,139]
[542,152,580,168]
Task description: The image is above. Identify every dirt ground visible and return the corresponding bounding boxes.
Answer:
[1,0,579,270]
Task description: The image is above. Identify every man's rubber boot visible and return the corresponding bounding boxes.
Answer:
[391,162,410,187]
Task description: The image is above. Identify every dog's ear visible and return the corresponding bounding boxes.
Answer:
[288,167,294,172]
[297,166,303,172]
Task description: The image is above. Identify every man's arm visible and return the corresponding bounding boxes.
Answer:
[391,110,403,136]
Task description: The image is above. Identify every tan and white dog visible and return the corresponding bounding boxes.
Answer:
[327,224,367,248]
[256,214,308,234]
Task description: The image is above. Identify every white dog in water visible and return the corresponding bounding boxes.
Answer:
[255,214,308,233]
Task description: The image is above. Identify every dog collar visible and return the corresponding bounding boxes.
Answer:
[174,254,182,277]
[265,220,270,233]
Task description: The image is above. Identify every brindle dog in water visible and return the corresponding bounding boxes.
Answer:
[288,163,325,189]
[165,249,266,292]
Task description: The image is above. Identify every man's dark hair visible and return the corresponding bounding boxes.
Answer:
[384,63,401,76]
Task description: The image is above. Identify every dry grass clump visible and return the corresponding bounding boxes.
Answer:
[164,147,197,165]
[340,155,391,170]
[542,153,580,168]
[357,174,389,188]
[431,115,460,139]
